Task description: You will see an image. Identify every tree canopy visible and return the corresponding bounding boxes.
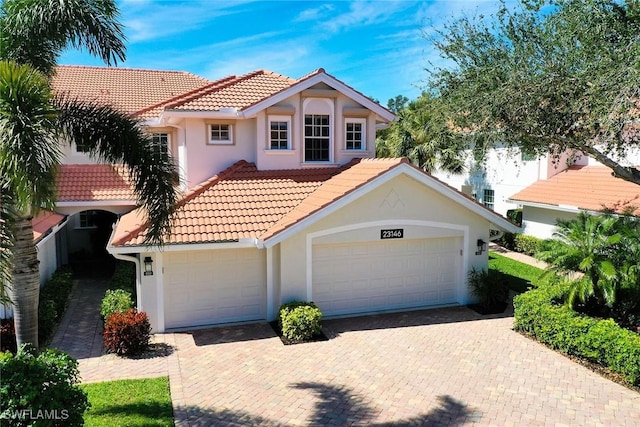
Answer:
[428,0,640,185]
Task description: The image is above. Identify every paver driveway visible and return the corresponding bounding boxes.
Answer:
[72,302,639,426]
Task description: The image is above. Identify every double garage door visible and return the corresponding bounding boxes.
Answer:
[312,237,462,317]
[163,249,266,329]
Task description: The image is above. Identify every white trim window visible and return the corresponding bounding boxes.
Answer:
[208,124,233,145]
[345,118,366,150]
[483,189,495,210]
[269,116,291,150]
[151,133,169,155]
[304,114,330,162]
[72,140,90,154]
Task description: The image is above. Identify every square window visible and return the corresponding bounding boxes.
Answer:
[208,124,233,145]
[269,119,290,150]
[151,133,169,155]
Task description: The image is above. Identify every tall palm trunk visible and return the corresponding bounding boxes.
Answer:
[9,216,39,348]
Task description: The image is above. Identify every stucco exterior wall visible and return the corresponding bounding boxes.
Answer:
[277,174,492,307]
[521,206,578,239]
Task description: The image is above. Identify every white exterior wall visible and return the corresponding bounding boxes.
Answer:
[521,206,578,239]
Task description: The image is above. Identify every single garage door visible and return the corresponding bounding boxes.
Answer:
[164,248,266,329]
[312,237,462,316]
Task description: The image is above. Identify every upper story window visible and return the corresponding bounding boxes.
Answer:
[73,140,90,154]
[78,210,98,229]
[483,189,495,210]
[151,133,169,155]
[208,123,233,145]
[304,114,330,162]
[345,119,366,150]
[269,116,291,150]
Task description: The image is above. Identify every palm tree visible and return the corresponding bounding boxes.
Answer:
[537,212,621,311]
[0,0,178,348]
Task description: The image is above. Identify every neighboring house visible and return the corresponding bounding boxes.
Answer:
[509,165,640,239]
[431,145,587,216]
[3,65,520,328]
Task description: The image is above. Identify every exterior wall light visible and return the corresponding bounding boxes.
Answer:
[475,239,487,255]
[143,256,154,276]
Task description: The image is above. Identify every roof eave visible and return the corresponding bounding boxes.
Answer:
[242,72,397,122]
[107,238,258,254]
[262,163,519,248]
[161,108,241,120]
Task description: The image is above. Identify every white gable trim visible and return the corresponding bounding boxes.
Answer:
[242,72,396,122]
[108,238,258,254]
[262,163,519,248]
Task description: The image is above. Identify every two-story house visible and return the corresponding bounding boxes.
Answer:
[9,65,518,331]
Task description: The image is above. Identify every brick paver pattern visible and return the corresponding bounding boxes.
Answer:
[53,280,639,426]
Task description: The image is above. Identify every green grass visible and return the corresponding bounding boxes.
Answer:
[81,377,173,427]
[489,252,545,293]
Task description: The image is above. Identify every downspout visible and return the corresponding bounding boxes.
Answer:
[107,223,143,311]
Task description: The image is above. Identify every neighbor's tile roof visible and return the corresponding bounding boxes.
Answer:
[509,165,640,215]
[111,158,408,246]
[165,70,296,112]
[56,164,136,202]
[32,211,66,242]
[52,65,211,116]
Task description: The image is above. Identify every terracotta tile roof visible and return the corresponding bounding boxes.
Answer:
[111,160,343,246]
[166,70,296,112]
[509,165,640,215]
[32,211,66,242]
[52,65,211,116]
[56,164,136,202]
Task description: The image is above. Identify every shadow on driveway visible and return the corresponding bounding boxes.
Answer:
[179,382,475,426]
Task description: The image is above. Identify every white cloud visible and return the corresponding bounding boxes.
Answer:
[321,0,408,33]
[294,4,335,22]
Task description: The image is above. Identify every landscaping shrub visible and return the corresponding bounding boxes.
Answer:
[467,267,509,309]
[506,209,523,227]
[0,344,89,426]
[514,234,543,256]
[513,279,640,386]
[0,318,16,354]
[103,309,151,356]
[100,289,134,320]
[38,298,57,344]
[277,301,322,343]
[39,268,74,317]
[496,232,516,251]
[110,261,136,298]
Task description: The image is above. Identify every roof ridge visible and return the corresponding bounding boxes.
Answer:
[165,70,268,110]
[134,75,237,116]
[55,65,209,79]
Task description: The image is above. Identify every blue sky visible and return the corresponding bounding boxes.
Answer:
[60,0,506,105]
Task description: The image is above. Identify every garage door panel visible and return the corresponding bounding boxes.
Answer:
[313,237,462,316]
[164,248,266,329]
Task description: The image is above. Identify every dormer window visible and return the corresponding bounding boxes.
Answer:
[304,115,330,161]
[269,116,291,150]
[345,119,366,150]
[151,133,169,155]
[208,123,233,145]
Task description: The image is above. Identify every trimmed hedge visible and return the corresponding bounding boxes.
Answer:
[38,266,74,344]
[110,261,136,299]
[514,234,544,256]
[277,301,322,343]
[100,289,134,320]
[513,280,640,386]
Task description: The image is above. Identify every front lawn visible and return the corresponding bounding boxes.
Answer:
[489,252,544,293]
[81,377,173,426]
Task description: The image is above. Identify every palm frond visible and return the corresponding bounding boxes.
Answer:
[0,0,125,75]
[55,96,179,245]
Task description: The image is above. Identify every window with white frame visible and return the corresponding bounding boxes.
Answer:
[483,189,495,210]
[78,210,98,228]
[269,116,290,150]
[208,124,233,145]
[151,133,169,155]
[345,118,366,150]
[304,114,330,161]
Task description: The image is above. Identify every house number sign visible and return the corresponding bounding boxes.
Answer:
[380,229,404,239]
